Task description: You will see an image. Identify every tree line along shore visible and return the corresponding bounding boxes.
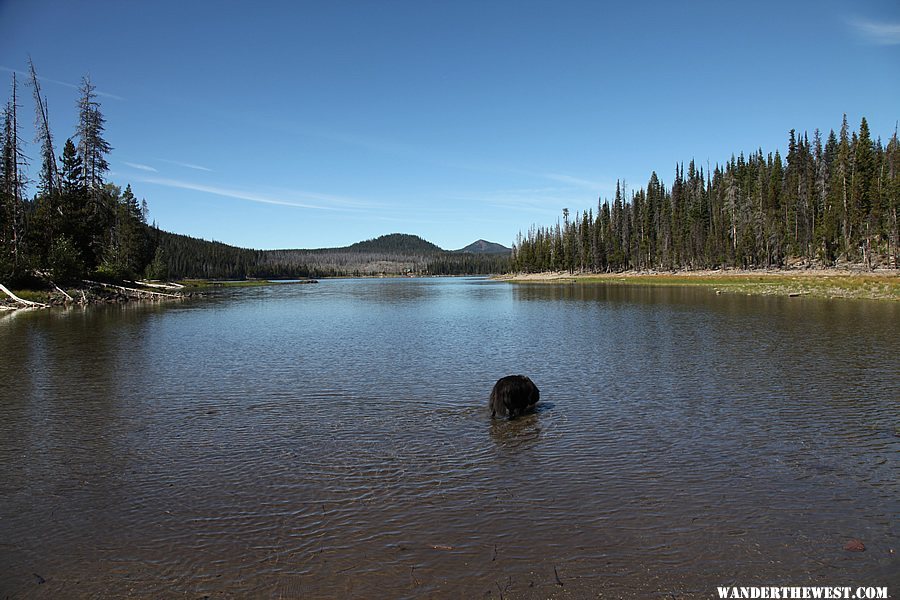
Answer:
[511,117,898,275]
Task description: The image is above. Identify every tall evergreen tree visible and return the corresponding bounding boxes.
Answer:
[75,76,112,193]
[886,129,900,268]
[852,117,876,266]
[1,74,29,272]
[72,78,115,270]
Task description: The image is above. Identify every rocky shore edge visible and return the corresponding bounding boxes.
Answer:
[0,280,195,311]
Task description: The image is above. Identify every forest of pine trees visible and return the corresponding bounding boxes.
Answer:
[512,117,899,274]
[0,64,162,286]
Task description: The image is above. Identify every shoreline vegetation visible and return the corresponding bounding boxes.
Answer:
[5,268,898,311]
[496,267,900,301]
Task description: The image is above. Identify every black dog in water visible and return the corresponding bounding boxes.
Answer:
[490,375,540,419]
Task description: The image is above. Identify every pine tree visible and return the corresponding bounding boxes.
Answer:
[75,76,112,194]
[852,117,876,267]
[1,74,29,272]
[837,115,852,257]
[886,129,900,268]
[53,137,91,274]
[60,138,83,193]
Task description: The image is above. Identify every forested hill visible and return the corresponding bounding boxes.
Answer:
[344,233,443,254]
[156,230,510,279]
[155,230,263,280]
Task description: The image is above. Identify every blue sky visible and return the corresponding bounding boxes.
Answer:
[2,0,898,250]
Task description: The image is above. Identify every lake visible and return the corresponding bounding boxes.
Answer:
[1,277,897,598]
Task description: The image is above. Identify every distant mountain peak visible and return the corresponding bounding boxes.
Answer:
[456,239,511,254]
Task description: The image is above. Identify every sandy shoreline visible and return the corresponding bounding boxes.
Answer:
[494,268,900,300]
[496,267,899,280]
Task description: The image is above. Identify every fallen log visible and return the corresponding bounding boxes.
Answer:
[133,280,184,290]
[0,283,49,308]
[82,280,182,299]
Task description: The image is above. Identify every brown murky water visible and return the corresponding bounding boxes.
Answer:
[1,278,897,598]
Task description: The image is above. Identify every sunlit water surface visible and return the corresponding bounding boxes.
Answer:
[1,278,897,598]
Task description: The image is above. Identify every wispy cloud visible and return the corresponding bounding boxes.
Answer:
[124,161,158,172]
[0,66,125,100]
[541,172,612,191]
[848,17,900,45]
[134,175,364,211]
[157,158,214,172]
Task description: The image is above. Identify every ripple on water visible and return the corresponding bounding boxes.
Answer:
[0,280,897,598]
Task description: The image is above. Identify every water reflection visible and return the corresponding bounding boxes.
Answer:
[1,279,897,598]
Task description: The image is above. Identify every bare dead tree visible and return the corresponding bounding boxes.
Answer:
[27,57,60,198]
[2,73,29,268]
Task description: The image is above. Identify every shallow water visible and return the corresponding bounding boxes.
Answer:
[1,278,897,598]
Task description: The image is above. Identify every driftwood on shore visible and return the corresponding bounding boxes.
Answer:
[0,283,50,308]
[131,280,185,291]
[0,279,188,311]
